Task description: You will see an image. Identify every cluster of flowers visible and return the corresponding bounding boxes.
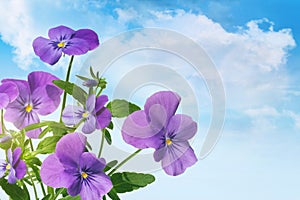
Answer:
[0,26,198,200]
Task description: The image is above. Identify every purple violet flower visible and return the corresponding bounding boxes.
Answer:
[33,25,99,65]
[122,91,198,176]
[62,94,111,134]
[0,82,18,110]
[40,132,112,200]
[0,147,27,184]
[3,71,63,138]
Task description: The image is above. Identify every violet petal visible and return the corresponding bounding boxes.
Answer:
[27,71,61,93]
[62,37,90,55]
[162,143,197,176]
[32,37,63,65]
[82,115,96,134]
[62,105,84,125]
[79,152,106,174]
[0,82,18,102]
[48,25,75,40]
[96,108,111,129]
[55,133,86,167]
[80,173,112,200]
[8,167,17,184]
[0,93,9,109]
[40,154,74,188]
[121,110,163,149]
[86,95,95,113]
[95,95,108,113]
[12,147,21,166]
[73,29,99,50]
[144,91,180,125]
[167,114,197,142]
[15,160,26,180]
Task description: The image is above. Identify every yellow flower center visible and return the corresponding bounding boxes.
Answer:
[6,164,11,170]
[57,41,65,48]
[25,104,32,113]
[82,111,89,118]
[166,138,172,146]
[81,172,88,179]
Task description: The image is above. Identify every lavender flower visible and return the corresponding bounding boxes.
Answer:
[0,147,27,184]
[62,94,111,134]
[122,91,198,176]
[0,82,18,109]
[33,25,99,65]
[40,132,112,200]
[3,71,63,138]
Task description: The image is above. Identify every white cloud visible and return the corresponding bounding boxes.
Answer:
[245,106,280,117]
[144,10,296,110]
[0,0,37,70]
[284,110,300,129]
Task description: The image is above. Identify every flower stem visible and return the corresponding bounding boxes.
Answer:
[98,130,105,158]
[1,109,5,134]
[60,55,74,122]
[28,171,38,200]
[108,149,142,176]
[53,188,64,200]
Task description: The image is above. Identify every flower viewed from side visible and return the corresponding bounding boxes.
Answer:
[0,82,18,109]
[33,25,99,65]
[40,132,112,200]
[62,94,111,134]
[122,91,198,176]
[3,71,63,138]
[0,147,27,184]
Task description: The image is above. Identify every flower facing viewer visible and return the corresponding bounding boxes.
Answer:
[33,25,99,65]
[62,94,111,134]
[122,91,198,176]
[0,147,27,184]
[3,71,63,138]
[40,132,112,200]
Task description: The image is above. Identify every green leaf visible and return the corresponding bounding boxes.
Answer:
[107,121,114,130]
[90,66,97,79]
[107,188,121,200]
[0,178,29,200]
[53,80,74,94]
[38,127,51,139]
[107,100,140,118]
[53,80,87,105]
[36,136,62,154]
[111,172,155,194]
[104,129,112,145]
[104,160,118,172]
[41,194,51,200]
[72,84,87,106]
[76,75,90,81]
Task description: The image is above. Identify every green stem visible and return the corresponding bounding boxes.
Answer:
[53,188,64,200]
[29,139,34,151]
[40,182,46,196]
[98,130,105,158]
[108,149,142,176]
[60,55,75,122]
[23,121,51,132]
[96,87,104,97]
[28,172,38,200]
[1,109,5,134]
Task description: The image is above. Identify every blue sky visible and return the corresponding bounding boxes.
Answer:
[0,0,300,199]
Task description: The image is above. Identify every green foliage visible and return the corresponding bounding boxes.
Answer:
[0,178,30,200]
[104,129,112,145]
[36,136,62,154]
[107,100,140,118]
[53,80,87,105]
[104,160,118,172]
[111,172,155,194]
